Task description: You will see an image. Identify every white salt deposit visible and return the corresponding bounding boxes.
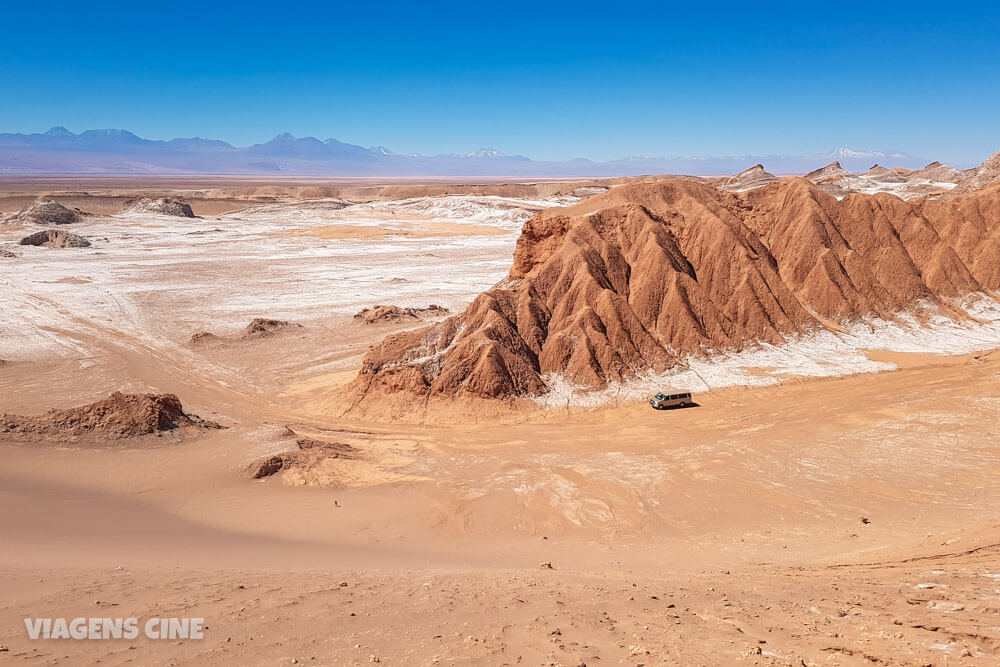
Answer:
[0,195,576,361]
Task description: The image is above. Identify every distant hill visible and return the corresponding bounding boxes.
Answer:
[0,127,939,176]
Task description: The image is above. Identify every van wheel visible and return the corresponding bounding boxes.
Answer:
[678,401,687,407]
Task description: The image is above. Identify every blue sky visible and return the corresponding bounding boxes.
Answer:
[1,1,998,165]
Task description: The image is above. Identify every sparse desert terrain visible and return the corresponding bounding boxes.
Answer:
[1,171,999,666]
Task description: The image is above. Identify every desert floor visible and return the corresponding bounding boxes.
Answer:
[1,178,998,665]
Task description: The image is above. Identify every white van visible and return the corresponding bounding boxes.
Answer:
[649,391,692,409]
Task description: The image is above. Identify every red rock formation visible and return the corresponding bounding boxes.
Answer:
[0,392,217,440]
[349,178,1000,401]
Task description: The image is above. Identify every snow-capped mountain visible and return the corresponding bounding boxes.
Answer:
[822,147,909,160]
[463,148,506,159]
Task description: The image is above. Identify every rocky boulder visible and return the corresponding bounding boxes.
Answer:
[19,229,91,248]
[124,197,196,217]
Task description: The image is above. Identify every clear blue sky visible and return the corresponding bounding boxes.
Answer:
[1,1,998,165]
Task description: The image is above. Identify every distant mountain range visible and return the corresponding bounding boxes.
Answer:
[0,127,941,177]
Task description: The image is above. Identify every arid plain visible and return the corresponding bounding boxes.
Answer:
[1,170,999,665]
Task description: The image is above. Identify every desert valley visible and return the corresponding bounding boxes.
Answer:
[1,150,999,665]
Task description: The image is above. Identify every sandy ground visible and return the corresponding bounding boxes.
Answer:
[1,181,999,665]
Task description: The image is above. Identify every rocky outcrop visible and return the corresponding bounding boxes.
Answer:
[802,160,967,200]
[188,331,220,344]
[802,161,858,197]
[354,304,449,324]
[124,197,196,217]
[249,439,359,479]
[190,318,301,345]
[804,161,853,183]
[16,197,84,225]
[19,229,91,248]
[0,392,219,440]
[243,318,300,337]
[862,165,907,183]
[951,149,1000,194]
[909,161,965,184]
[348,177,1000,401]
[719,164,778,192]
